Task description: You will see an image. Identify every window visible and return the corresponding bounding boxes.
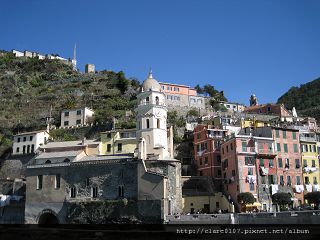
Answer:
[303,159,307,167]
[313,145,317,153]
[230,143,233,150]
[277,143,281,152]
[313,177,318,185]
[17,137,20,143]
[199,158,202,165]
[268,175,275,184]
[296,176,301,185]
[280,175,284,185]
[162,86,165,90]
[217,169,221,176]
[216,202,220,208]
[64,158,70,162]
[16,147,20,153]
[305,176,310,185]
[107,144,111,152]
[275,130,279,138]
[86,178,90,186]
[217,155,221,163]
[23,145,26,154]
[301,144,307,152]
[64,121,69,126]
[269,159,274,167]
[55,174,60,189]
[283,130,286,139]
[157,119,160,128]
[232,170,235,176]
[31,144,34,152]
[146,119,150,128]
[287,176,291,186]
[204,157,208,165]
[27,145,30,153]
[76,119,81,125]
[226,145,229,153]
[118,186,124,198]
[292,132,297,140]
[293,144,298,153]
[70,187,76,198]
[295,159,300,168]
[245,156,254,165]
[29,136,33,141]
[197,133,201,139]
[260,159,264,166]
[248,167,253,175]
[117,143,122,152]
[91,186,98,198]
[242,142,247,151]
[249,183,254,191]
[45,160,51,164]
[267,106,271,112]
[312,160,316,167]
[309,145,312,152]
[23,137,26,142]
[285,158,290,169]
[146,97,149,103]
[261,176,266,184]
[37,175,43,189]
[64,112,69,117]
[278,158,283,168]
[284,144,288,153]
[76,110,81,115]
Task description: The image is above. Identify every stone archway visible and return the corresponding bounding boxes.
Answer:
[38,209,59,224]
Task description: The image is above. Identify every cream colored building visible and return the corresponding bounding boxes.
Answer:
[12,130,50,155]
[60,107,94,128]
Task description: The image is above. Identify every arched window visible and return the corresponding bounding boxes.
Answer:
[155,96,159,105]
[45,160,51,164]
[91,186,98,198]
[23,145,26,154]
[146,119,150,128]
[64,158,70,163]
[146,97,149,103]
[118,186,124,198]
[31,144,34,152]
[157,119,160,128]
[27,145,30,153]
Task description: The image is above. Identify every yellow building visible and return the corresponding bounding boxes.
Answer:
[100,129,137,155]
[300,132,319,193]
[240,117,270,128]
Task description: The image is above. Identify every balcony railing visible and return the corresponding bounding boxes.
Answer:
[139,101,166,106]
[300,136,317,142]
[237,147,255,154]
[256,148,275,155]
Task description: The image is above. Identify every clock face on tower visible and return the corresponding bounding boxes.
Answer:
[155,110,162,118]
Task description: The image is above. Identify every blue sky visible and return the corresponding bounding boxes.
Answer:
[1,0,320,105]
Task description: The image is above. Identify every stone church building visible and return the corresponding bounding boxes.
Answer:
[24,72,182,224]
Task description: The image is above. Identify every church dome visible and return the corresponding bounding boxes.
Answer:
[142,70,161,92]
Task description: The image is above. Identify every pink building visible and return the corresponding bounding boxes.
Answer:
[194,124,227,177]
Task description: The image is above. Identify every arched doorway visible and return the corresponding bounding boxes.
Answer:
[38,210,59,224]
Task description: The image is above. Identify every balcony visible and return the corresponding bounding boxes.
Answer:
[237,147,255,154]
[300,135,317,142]
[256,148,276,157]
[138,101,166,107]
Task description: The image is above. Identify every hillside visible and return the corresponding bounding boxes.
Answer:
[277,77,320,121]
[0,51,140,153]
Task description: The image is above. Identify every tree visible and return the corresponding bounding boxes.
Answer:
[194,84,204,94]
[187,108,199,117]
[203,84,218,97]
[237,192,255,205]
[237,192,255,212]
[305,192,320,210]
[272,192,292,211]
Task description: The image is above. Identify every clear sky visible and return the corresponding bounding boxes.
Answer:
[1,0,320,105]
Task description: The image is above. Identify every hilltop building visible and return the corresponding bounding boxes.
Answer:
[60,107,94,128]
[85,64,95,73]
[12,130,49,155]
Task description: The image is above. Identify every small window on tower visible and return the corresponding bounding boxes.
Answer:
[157,119,160,128]
[146,119,150,128]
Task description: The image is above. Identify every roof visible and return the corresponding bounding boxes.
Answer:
[101,128,137,133]
[41,140,99,149]
[78,154,133,162]
[159,82,192,88]
[14,130,49,137]
[35,150,82,159]
[61,107,94,112]
[181,176,217,196]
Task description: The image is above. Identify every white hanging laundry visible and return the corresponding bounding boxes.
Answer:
[306,184,313,192]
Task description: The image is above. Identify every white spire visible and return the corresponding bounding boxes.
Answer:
[73,43,77,61]
[148,68,153,79]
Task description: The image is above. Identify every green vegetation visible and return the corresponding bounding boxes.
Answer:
[237,192,255,205]
[277,77,320,121]
[272,192,292,211]
[304,191,320,210]
[0,51,141,150]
